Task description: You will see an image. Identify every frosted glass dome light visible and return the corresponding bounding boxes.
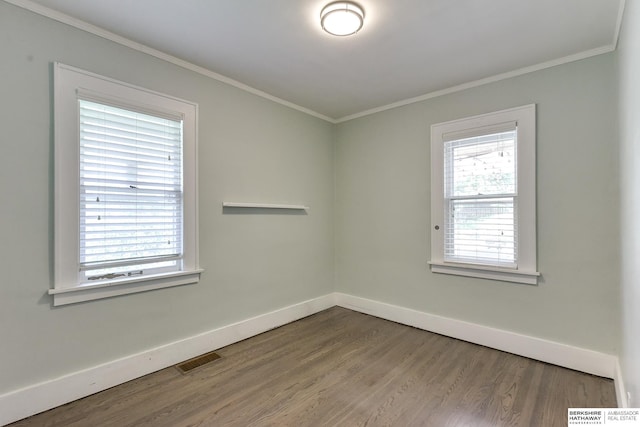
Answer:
[321,2,365,36]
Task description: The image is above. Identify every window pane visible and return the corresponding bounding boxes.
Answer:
[445,197,517,266]
[78,100,183,278]
[445,130,516,198]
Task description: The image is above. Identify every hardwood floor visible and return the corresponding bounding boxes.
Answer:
[10,307,616,426]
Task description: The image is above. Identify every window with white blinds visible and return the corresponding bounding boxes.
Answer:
[430,105,538,285]
[79,100,183,281]
[53,63,200,306]
[444,126,517,267]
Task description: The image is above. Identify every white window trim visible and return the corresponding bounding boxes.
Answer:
[52,62,201,305]
[429,104,539,285]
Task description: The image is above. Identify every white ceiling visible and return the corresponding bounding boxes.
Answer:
[17,0,623,121]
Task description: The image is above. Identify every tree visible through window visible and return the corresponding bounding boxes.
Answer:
[444,129,517,267]
[430,105,538,285]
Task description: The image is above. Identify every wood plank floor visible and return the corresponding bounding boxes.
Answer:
[10,307,616,426]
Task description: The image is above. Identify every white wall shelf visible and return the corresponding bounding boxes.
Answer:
[222,202,309,210]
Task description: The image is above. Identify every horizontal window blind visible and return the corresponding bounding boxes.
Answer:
[444,128,517,267]
[78,99,183,279]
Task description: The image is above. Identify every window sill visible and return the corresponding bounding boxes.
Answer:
[428,262,539,285]
[49,269,203,306]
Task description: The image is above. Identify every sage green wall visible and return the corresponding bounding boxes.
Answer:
[618,0,640,407]
[0,2,334,394]
[0,0,624,402]
[335,53,620,353]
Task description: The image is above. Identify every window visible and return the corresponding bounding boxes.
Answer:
[430,105,538,284]
[52,63,201,305]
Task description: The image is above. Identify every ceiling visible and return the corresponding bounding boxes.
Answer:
[16,0,624,121]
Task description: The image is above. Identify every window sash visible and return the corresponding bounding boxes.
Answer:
[443,128,518,268]
[429,104,537,285]
[78,99,184,280]
[444,197,517,267]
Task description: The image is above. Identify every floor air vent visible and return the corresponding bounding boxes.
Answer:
[176,351,221,374]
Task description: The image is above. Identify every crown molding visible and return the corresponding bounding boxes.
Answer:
[335,45,616,123]
[5,0,624,124]
[3,0,337,123]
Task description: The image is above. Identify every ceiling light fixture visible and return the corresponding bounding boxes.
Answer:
[320,1,365,36]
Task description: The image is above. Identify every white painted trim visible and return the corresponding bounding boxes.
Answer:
[615,360,629,408]
[429,104,538,286]
[429,263,539,285]
[0,292,623,425]
[0,293,336,426]
[48,270,203,306]
[613,0,627,50]
[334,293,618,379]
[3,0,335,124]
[53,62,201,306]
[4,0,622,124]
[335,45,616,123]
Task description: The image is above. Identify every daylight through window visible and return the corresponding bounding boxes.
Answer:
[444,127,517,267]
[53,63,200,305]
[79,100,184,282]
[430,104,538,285]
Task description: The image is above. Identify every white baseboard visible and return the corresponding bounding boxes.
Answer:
[0,293,335,426]
[614,360,628,408]
[1,291,623,425]
[335,293,618,379]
